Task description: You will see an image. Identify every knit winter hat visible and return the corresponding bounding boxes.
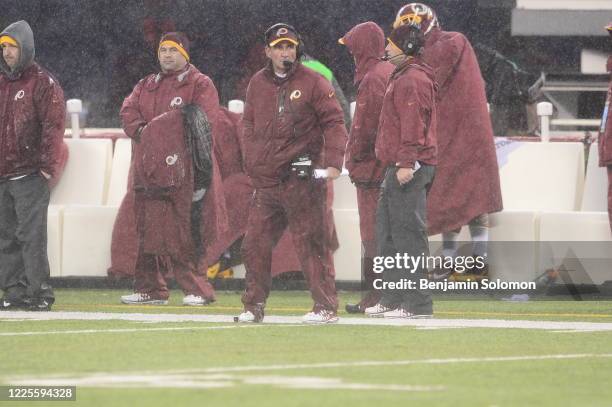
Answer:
[159,32,190,61]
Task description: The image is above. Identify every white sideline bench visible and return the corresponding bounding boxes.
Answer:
[498,141,585,211]
[50,139,113,206]
[50,134,610,281]
[581,142,607,212]
[49,139,114,277]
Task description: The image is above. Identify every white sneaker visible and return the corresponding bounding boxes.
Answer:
[302,310,339,324]
[383,308,433,319]
[120,293,168,305]
[182,294,211,306]
[364,303,393,317]
[237,311,257,323]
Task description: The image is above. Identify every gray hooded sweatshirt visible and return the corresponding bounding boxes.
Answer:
[0,20,35,80]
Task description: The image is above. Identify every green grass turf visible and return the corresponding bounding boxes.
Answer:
[53,289,612,321]
[1,289,612,406]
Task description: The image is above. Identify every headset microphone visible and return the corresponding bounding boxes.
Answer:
[380,54,404,62]
[282,60,294,71]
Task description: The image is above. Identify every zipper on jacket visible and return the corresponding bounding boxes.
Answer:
[0,82,11,174]
[278,87,286,114]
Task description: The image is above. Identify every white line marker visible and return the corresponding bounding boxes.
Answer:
[165,353,612,374]
[1,311,612,331]
[5,354,611,389]
[0,324,307,337]
[6,372,443,392]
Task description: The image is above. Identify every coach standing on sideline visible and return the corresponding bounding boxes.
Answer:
[0,21,65,311]
[238,23,347,324]
[113,32,223,306]
[365,22,438,319]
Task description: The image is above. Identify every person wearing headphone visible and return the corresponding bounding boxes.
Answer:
[237,23,347,324]
[364,23,438,319]
[392,4,502,282]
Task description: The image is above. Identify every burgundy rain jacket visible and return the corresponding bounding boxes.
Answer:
[341,22,394,185]
[108,64,228,277]
[206,107,320,276]
[376,59,437,168]
[421,28,503,235]
[203,107,253,266]
[0,20,65,179]
[242,62,347,188]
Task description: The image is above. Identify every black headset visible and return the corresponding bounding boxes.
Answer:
[390,24,424,57]
[264,23,304,58]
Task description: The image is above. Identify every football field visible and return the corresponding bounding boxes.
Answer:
[2,289,612,406]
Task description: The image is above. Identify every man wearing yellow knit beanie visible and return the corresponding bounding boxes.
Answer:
[158,32,190,73]
[110,31,229,307]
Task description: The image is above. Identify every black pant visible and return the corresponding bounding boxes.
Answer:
[376,165,435,313]
[0,174,54,302]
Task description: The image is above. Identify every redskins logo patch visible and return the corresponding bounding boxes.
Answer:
[170,96,183,107]
[290,90,302,101]
[166,154,178,166]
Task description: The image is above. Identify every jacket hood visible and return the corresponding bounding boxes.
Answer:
[394,56,437,88]
[0,20,35,79]
[340,22,385,85]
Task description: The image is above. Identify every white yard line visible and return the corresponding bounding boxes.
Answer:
[0,324,307,337]
[4,353,611,391]
[1,310,612,331]
[151,353,612,375]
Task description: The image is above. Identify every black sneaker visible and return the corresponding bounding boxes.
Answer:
[345,303,363,314]
[0,297,26,310]
[23,298,53,311]
[429,267,454,281]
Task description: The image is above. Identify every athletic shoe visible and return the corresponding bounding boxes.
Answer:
[216,268,234,279]
[382,308,409,318]
[302,309,339,324]
[383,308,433,319]
[0,297,25,311]
[182,295,213,306]
[429,267,454,281]
[236,308,264,323]
[345,303,363,314]
[469,262,489,279]
[24,298,53,311]
[206,262,221,279]
[237,310,256,322]
[120,293,168,305]
[364,303,393,317]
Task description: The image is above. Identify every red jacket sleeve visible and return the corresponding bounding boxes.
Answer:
[311,75,348,170]
[394,75,435,169]
[120,79,147,139]
[36,76,66,177]
[350,74,386,161]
